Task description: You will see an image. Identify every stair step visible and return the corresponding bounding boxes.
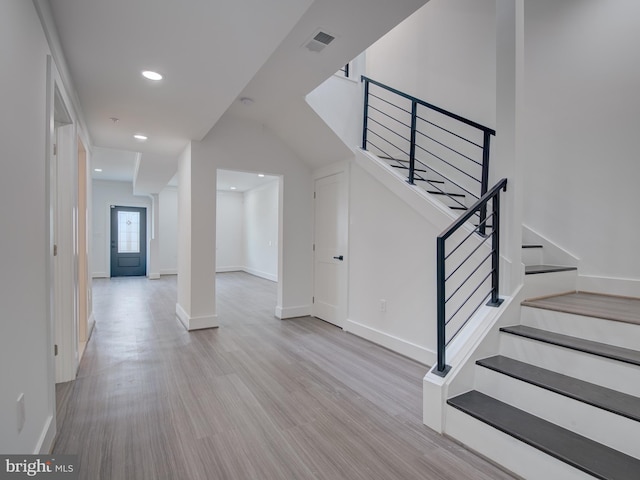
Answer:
[522,291,640,326]
[390,164,429,173]
[500,325,640,367]
[522,244,543,249]
[413,176,445,184]
[425,191,465,198]
[477,355,640,422]
[450,206,467,211]
[448,391,640,480]
[525,264,577,275]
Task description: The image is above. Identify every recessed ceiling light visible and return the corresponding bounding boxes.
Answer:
[134,134,148,141]
[94,168,103,172]
[258,174,265,177]
[142,70,163,81]
[230,186,237,190]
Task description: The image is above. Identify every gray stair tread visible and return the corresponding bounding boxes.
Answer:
[478,355,640,422]
[522,291,640,325]
[500,325,640,367]
[525,264,577,275]
[425,190,465,198]
[448,391,640,480]
[413,176,445,184]
[390,164,428,173]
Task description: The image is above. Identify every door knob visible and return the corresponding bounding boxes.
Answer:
[333,255,344,261]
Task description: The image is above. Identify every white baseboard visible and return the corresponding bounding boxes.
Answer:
[92,272,108,278]
[175,302,218,331]
[87,313,95,339]
[216,267,278,282]
[147,273,160,280]
[160,269,177,275]
[578,274,640,298]
[216,266,243,273]
[36,414,56,454]
[243,267,277,282]
[275,304,311,319]
[344,319,434,365]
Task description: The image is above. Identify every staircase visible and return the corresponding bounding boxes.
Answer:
[444,248,640,479]
[359,77,640,477]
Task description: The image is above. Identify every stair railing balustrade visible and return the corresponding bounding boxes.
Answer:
[434,178,507,377]
[361,76,496,233]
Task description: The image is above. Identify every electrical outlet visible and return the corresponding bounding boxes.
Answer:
[17,394,25,433]
[380,299,387,313]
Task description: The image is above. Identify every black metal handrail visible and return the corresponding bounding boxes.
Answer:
[434,178,507,377]
[361,76,495,233]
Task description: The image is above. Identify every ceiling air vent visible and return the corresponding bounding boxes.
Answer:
[304,30,335,53]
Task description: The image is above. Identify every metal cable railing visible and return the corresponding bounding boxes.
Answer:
[361,76,495,233]
[434,178,507,377]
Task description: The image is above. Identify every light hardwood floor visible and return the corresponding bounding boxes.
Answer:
[54,272,515,480]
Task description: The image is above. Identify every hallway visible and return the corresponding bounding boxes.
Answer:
[53,273,514,479]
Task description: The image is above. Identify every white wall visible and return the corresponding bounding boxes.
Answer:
[366,0,496,129]
[159,186,178,275]
[216,191,244,271]
[306,71,363,151]
[523,1,640,293]
[91,180,152,277]
[216,183,279,281]
[244,180,279,281]
[192,115,313,318]
[347,154,455,364]
[0,0,56,453]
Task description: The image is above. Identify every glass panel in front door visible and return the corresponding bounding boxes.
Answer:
[117,211,140,253]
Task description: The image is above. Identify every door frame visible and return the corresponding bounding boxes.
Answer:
[312,162,350,328]
[103,199,151,277]
[47,55,82,388]
[110,205,148,277]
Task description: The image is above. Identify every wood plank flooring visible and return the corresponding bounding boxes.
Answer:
[54,272,516,480]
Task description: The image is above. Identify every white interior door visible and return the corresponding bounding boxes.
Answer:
[313,172,347,327]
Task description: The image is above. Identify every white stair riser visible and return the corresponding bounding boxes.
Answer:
[521,307,640,351]
[500,334,640,398]
[445,406,594,480]
[524,270,577,299]
[475,367,640,459]
[522,247,543,266]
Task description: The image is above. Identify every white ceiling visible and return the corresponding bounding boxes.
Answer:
[49,0,313,156]
[91,147,138,182]
[47,0,428,193]
[217,169,278,192]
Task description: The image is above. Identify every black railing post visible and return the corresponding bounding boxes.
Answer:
[486,183,505,307]
[435,236,450,377]
[408,101,418,185]
[478,131,492,235]
[361,77,370,150]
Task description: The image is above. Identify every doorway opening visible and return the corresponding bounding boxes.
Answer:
[215,169,281,313]
[110,205,147,277]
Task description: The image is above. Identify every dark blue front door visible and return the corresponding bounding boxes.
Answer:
[110,206,146,277]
